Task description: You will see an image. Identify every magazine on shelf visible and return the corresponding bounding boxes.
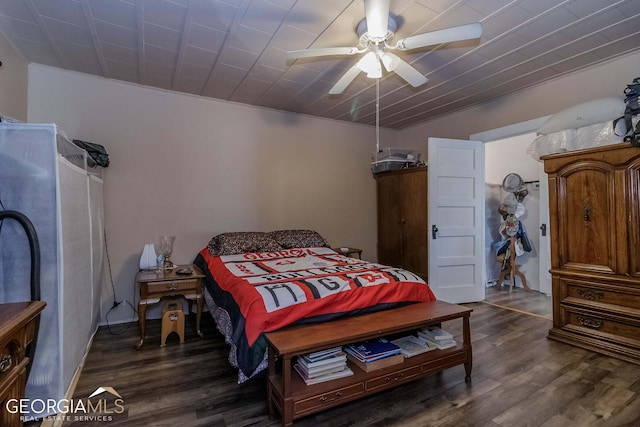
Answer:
[301,346,343,363]
[296,358,348,377]
[417,333,458,350]
[418,327,453,341]
[390,335,432,357]
[344,338,401,362]
[294,364,354,385]
[426,339,457,350]
[296,362,347,379]
[298,352,346,369]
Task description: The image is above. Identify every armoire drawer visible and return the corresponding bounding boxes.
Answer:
[564,309,640,345]
[0,328,25,387]
[561,278,640,311]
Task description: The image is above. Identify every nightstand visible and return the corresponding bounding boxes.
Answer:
[135,264,205,349]
[333,247,363,259]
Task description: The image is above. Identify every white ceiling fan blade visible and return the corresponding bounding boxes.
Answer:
[364,0,390,41]
[381,52,428,87]
[286,47,360,61]
[395,22,482,51]
[329,64,363,95]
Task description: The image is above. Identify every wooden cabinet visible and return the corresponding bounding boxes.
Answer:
[265,301,472,426]
[543,143,640,364]
[0,301,46,427]
[376,167,428,279]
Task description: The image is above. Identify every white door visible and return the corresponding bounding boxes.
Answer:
[538,162,552,295]
[428,138,485,303]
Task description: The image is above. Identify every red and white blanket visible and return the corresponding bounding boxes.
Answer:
[198,247,436,347]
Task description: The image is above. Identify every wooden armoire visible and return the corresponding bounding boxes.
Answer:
[542,143,640,364]
[376,167,428,280]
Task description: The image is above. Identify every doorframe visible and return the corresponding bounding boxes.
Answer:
[470,116,551,290]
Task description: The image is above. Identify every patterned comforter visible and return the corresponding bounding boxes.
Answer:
[194,246,435,381]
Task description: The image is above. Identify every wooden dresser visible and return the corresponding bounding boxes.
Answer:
[0,301,46,427]
[542,143,640,363]
[376,167,428,280]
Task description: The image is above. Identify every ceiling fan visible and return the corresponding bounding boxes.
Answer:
[286,0,482,95]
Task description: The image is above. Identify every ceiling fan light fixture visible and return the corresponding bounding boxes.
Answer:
[287,1,482,95]
[357,52,382,78]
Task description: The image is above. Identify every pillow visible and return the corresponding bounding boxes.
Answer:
[537,97,625,135]
[267,229,330,249]
[207,232,283,256]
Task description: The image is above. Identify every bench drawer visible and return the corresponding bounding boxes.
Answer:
[366,365,422,391]
[294,383,364,414]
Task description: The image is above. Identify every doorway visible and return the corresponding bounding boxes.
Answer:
[485,133,541,290]
[472,122,553,319]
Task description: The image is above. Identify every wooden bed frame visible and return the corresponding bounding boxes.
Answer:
[265,300,472,426]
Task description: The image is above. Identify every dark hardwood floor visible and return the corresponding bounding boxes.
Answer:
[60,294,640,427]
[484,285,552,320]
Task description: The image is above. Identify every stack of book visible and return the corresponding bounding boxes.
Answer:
[390,335,432,357]
[417,326,456,349]
[344,338,403,372]
[294,347,354,385]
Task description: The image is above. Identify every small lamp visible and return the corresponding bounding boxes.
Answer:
[157,236,176,270]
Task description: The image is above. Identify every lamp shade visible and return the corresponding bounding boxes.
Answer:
[139,243,157,270]
[357,52,382,78]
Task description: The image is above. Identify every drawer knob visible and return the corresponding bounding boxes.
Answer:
[166,283,178,290]
[385,372,404,383]
[0,354,12,373]
[319,390,344,404]
[577,316,603,329]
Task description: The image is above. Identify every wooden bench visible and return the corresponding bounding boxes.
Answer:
[265,300,472,426]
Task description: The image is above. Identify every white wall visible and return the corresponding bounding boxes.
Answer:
[27,64,397,323]
[0,35,28,121]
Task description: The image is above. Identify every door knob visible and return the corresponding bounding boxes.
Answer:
[432,225,438,239]
[540,224,546,236]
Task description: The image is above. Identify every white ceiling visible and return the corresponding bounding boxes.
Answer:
[1,0,639,129]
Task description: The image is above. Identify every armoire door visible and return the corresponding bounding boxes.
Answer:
[627,159,640,278]
[555,162,617,274]
[399,168,428,278]
[377,171,403,268]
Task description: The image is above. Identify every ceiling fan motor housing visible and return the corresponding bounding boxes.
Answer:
[357,16,397,47]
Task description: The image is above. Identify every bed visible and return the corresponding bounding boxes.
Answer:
[193,230,436,383]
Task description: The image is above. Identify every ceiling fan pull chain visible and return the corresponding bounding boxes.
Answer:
[376,77,380,153]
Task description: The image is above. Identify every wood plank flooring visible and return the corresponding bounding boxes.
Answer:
[58,294,640,427]
[484,285,552,320]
